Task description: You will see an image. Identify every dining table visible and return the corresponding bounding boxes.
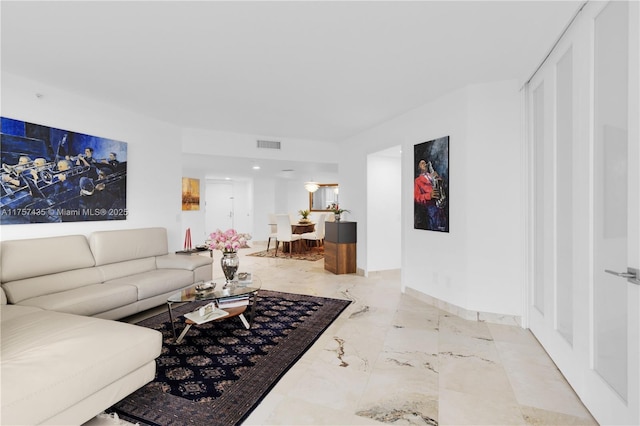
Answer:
[291,222,315,234]
[268,221,316,252]
[268,222,316,234]
[292,222,316,252]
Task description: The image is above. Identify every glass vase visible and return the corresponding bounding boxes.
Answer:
[221,251,239,287]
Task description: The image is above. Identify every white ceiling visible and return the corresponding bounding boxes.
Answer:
[1,1,583,145]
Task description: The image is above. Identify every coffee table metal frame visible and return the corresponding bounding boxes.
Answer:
[166,278,261,342]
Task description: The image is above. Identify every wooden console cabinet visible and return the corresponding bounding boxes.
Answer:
[324,221,356,274]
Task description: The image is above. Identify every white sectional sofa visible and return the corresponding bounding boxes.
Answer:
[1,227,213,319]
[0,227,213,425]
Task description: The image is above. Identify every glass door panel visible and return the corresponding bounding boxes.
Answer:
[556,47,574,345]
[593,0,629,401]
[533,82,546,315]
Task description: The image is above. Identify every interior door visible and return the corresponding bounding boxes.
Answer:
[527,2,639,424]
[589,1,639,423]
[206,181,234,233]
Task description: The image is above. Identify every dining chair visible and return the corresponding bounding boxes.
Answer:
[275,214,301,256]
[301,213,326,248]
[267,213,278,252]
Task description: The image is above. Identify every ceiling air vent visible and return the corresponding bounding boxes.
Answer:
[257,140,281,150]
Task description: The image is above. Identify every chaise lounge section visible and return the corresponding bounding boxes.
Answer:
[0,227,213,425]
[1,295,162,425]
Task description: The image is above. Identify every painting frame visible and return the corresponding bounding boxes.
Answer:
[1,117,128,224]
[413,136,449,232]
[181,177,200,211]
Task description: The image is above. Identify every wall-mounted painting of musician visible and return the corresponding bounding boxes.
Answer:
[0,117,128,224]
[414,136,449,232]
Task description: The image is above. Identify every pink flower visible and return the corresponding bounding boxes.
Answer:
[207,228,251,253]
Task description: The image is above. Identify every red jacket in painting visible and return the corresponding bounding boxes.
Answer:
[414,174,434,204]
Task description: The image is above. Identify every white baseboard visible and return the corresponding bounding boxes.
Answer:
[404,287,521,327]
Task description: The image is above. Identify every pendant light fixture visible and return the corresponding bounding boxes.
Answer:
[304,180,319,193]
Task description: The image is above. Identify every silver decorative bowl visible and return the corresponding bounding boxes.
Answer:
[195,282,216,292]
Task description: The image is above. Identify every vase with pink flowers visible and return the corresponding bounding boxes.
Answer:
[207,229,251,286]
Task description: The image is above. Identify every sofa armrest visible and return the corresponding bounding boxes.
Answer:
[155,254,212,271]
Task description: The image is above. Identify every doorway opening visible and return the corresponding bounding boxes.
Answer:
[366,146,402,272]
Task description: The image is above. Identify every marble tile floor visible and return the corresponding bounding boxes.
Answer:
[126,242,598,426]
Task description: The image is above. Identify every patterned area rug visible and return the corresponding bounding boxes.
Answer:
[110,290,350,426]
[248,246,324,261]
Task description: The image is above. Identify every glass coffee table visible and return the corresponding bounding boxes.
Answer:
[166,275,261,343]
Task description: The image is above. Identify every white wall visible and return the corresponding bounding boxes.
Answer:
[465,82,523,315]
[341,79,523,317]
[1,73,186,250]
[253,177,277,241]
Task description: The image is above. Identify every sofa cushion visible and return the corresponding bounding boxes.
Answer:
[0,304,43,321]
[105,269,194,300]
[2,267,103,305]
[16,283,138,316]
[156,253,213,270]
[1,287,6,305]
[0,235,95,282]
[97,257,157,282]
[90,227,169,266]
[1,310,161,426]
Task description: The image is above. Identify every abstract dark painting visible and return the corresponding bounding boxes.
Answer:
[414,136,449,232]
[1,117,128,224]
